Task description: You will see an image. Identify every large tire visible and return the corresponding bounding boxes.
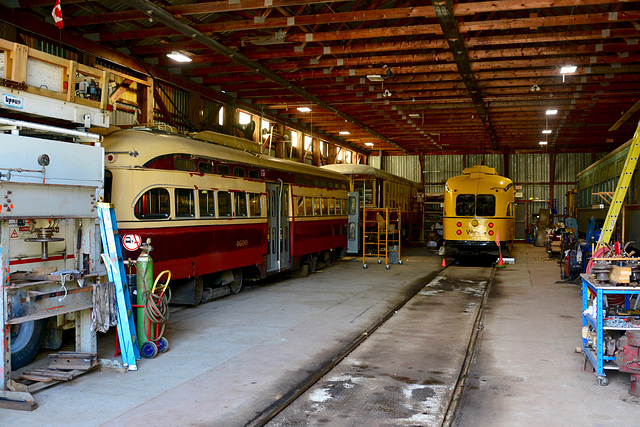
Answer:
[11,320,46,370]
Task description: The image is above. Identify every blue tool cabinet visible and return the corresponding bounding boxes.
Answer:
[581,273,640,386]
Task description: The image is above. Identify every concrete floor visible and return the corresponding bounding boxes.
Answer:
[1,243,639,426]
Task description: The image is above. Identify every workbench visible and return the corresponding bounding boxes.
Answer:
[581,273,640,385]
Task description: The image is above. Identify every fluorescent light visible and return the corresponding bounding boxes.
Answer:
[339,131,350,135]
[539,141,548,145]
[560,65,577,74]
[167,51,192,62]
[546,109,558,115]
[364,142,374,147]
[542,129,552,134]
[409,113,420,118]
[367,74,384,82]
[297,107,311,112]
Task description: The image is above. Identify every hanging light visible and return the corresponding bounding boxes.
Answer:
[167,51,192,62]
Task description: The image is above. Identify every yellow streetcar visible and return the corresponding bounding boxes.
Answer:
[443,165,515,254]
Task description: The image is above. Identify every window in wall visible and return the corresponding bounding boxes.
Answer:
[261,119,271,141]
[321,140,329,156]
[249,193,261,216]
[218,191,232,217]
[218,106,224,126]
[345,150,352,163]
[238,110,252,124]
[175,188,195,218]
[290,130,298,148]
[235,192,248,217]
[134,188,170,219]
[304,135,312,152]
[199,190,216,217]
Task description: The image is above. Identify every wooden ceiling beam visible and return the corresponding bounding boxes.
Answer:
[64,0,343,27]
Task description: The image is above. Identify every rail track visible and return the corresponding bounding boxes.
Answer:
[245,263,497,427]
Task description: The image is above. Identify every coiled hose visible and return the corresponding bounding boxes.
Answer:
[144,270,171,340]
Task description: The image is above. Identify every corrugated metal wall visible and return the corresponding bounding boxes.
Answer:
[371,152,596,221]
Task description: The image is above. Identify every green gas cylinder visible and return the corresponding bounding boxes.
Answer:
[136,239,154,343]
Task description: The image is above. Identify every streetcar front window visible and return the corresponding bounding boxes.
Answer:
[476,194,496,216]
[455,194,475,216]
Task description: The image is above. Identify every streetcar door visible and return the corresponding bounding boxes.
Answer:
[266,182,290,273]
[347,191,360,254]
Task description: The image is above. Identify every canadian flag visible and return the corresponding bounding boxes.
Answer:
[52,0,63,29]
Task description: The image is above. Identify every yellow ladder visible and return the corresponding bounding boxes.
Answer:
[596,121,640,250]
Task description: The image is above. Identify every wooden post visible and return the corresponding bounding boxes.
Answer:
[137,76,154,126]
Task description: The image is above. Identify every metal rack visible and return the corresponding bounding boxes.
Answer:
[362,208,401,269]
[581,273,640,386]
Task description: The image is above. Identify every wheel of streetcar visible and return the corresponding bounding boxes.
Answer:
[157,337,169,353]
[377,259,382,264]
[386,265,390,270]
[229,268,243,294]
[141,341,158,359]
[399,260,403,265]
[598,376,609,386]
[363,264,368,269]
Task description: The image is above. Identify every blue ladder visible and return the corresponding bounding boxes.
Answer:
[97,203,140,370]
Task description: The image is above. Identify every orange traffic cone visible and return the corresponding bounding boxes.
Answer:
[498,253,504,266]
[442,258,446,267]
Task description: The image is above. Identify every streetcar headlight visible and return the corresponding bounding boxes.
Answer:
[471,219,479,227]
[488,222,494,228]
[456,230,462,235]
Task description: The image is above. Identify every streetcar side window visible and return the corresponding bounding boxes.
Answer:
[321,198,329,215]
[304,197,313,216]
[476,194,496,216]
[134,188,170,219]
[218,191,232,217]
[198,162,215,174]
[175,158,194,171]
[249,193,262,217]
[313,197,321,216]
[175,189,195,218]
[199,190,216,217]
[455,194,475,216]
[217,165,230,175]
[248,170,260,179]
[235,192,248,217]
[234,167,246,178]
[295,196,305,216]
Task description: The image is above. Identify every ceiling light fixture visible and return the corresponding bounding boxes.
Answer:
[166,51,192,62]
[339,131,350,135]
[367,75,384,82]
[539,141,548,145]
[365,142,374,147]
[409,113,420,118]
[542,129,552,134]
[297,107,311,112]
[546,109,558,115]
[560,65,577,82]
